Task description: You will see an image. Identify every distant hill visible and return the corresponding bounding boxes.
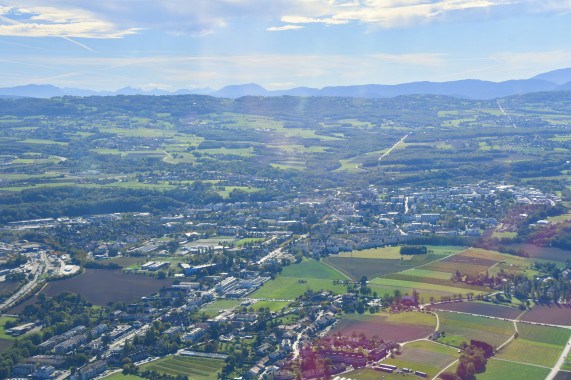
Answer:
[0,67,569,100]
[532,68,571,85]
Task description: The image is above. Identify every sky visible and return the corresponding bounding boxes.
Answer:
[0,0,570,91]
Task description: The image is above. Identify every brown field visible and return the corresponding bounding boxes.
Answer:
[432,301,522,319]
[420,261,490,276]
[331,317,433,343]
[520,304,571,325]
[397,347,455,369]
[510,244,570,262]
[555,371,571,380]
[441,254,497,267]
[458,249,507,261]
[0,281,19,296]
[0,339,13,354]
[40,269,174,305]
[323,257,404,280]
[384,273,488,292]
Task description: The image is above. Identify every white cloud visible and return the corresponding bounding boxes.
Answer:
[267,25,304,31]
[0,0,569,39]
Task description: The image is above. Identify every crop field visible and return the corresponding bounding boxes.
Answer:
[435,311,514,348]
[380,358,441,378]
[476,359,550,380]
[367,283,453,305]
[555,372,571,380]
[401,269,452,280]
[40,269,174,305]
[516,323,571,346]
[441,254,497,267]
[432,301,523,319]
[335,246,403,259]
[383,273,489,292]
[280,260,347,280]
[370,277,486,295]
[519,304,571,325]
[394,340,459,369]
[511,244,571,262]
[419,261,492,276]
[140,355,224,380]
[323,257,404,280]
[330,311,435,342]
[496,339,562,367]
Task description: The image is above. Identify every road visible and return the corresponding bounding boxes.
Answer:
[378,134,408,165]
[0,251,51,312]
[545,332,571,380]
[497,100,517,128]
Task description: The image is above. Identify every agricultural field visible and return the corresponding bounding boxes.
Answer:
[280,260,347,280]
[322,257,403,280]
[370,277,486,296]
[330,311,436,342]
[432,301,523,319]
[520,304,571,325]
[435,311,514,348]
[39,269,174,305]
[555,372,571,380]
[139,355,225,380]
[475,359,551,380]
[387,340,459,374]
[515,323,571,346]
[495,339,562,367]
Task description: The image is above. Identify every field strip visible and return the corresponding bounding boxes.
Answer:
[320,260,351,280]
[432,358,458,380]
[403,246,471,274]
[545,332,571,380]
[491,357,550,369]
[496,320,517,352]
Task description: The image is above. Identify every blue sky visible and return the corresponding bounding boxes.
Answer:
[0,0,570,91]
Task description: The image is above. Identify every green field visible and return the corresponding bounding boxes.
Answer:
[139,355,224,380]
[516,323,571,346]
[436,311,514,348]
[0,316,17,340]
[371,277,485,295]
[401,269,454,280]
[102,373,146,380]
[475,359,551,380]
[249,259,349,300]
[251,300,290,312]
[199,299,242,316]
[250,277,347,299]
[280,260,347,280]
[496,339,562,367]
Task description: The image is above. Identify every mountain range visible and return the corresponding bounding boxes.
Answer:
[1,68,570,100]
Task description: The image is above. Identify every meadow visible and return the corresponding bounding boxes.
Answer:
[139,355,224,380]
[435,311,514,348]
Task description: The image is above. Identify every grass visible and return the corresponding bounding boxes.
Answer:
[476,358,550,380]
[234,237,265,246]
[371,278,485,295]
[496,339,562,367]
[250,277,347,300]
[200,299,242,316]
[102,374,146,380]
[381,358,441,378]
[335,246,403,259]
[251,300,290,312]
[436,311,514,348]
[0,316,17,340]
[139,355,224,380]
[515,323,571,346]
[280,260,347,280]
[401,269,453,280]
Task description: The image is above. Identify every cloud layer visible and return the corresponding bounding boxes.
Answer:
[0,0,570,38]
